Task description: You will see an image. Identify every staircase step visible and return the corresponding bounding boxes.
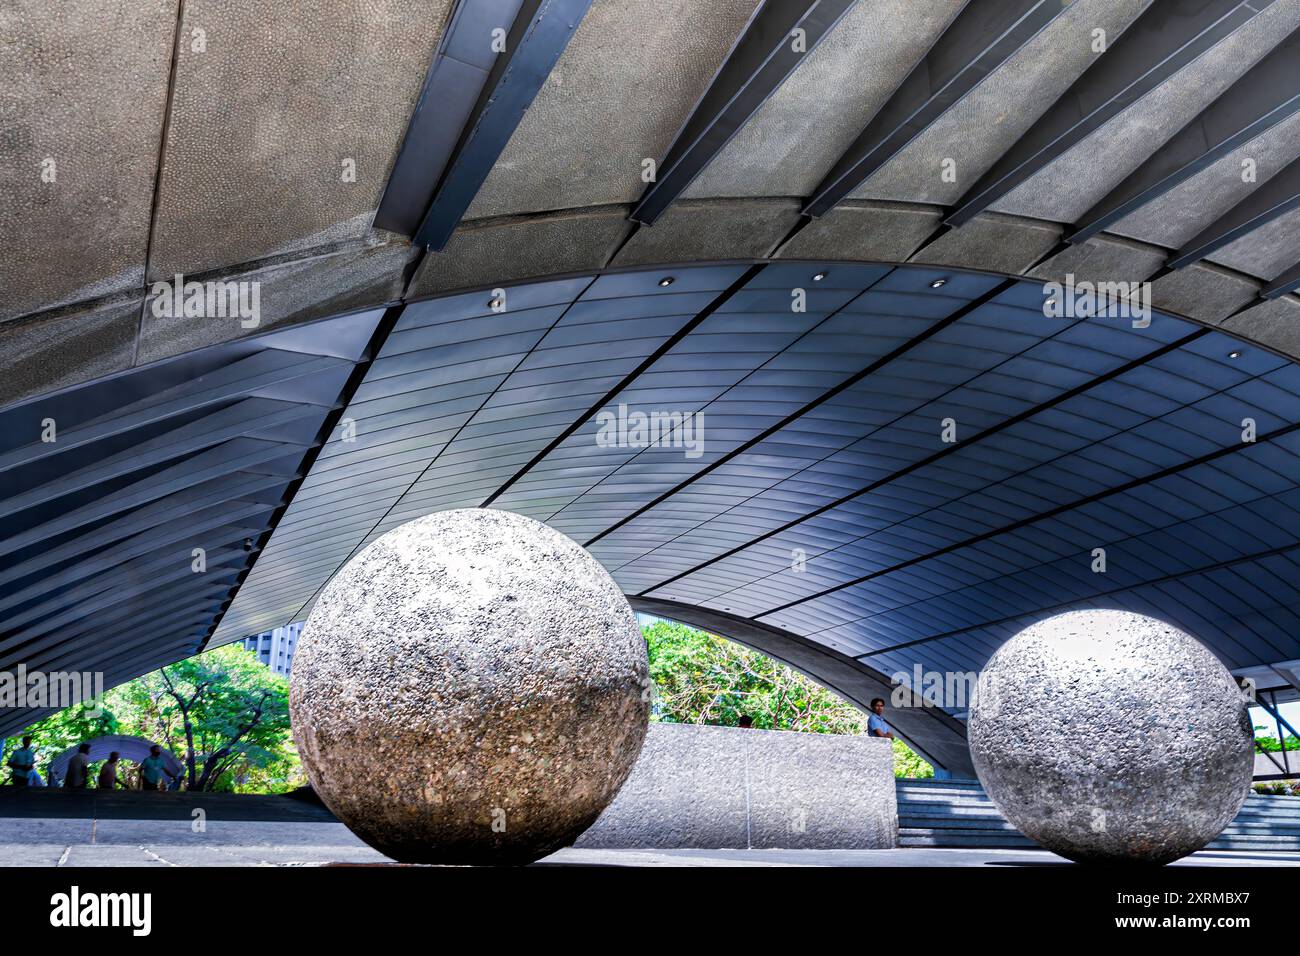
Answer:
[1234,804,1300,819]
[897,807,1005,820]
[898,802,1002,815]
[1214,831,1300,840]
[894,781,1300,852]
[896,780,984,790]
[899,828,1037,848]
[899,819,1022,832]
[1208,836,1300,850]
[897,792,995,803]
[895,790,995,804]
[1222,820,1300,833]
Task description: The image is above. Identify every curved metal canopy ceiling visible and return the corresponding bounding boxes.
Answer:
[7,259,1297,772]
[0,312,384,737]
[217,261,1300,771]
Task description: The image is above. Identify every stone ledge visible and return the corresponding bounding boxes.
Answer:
[576,723,897,850]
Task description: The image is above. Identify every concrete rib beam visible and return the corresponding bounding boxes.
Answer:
[0,0,178,322]
[464,0,764,219]
[990,0,1300,225]
[147,0,452,279]
[849,0,1149,206]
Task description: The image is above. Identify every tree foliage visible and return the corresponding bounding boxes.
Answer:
[1253,729,1300,752]
[147,645,295,791]
[7,645,300,792]
[644,618,932,777]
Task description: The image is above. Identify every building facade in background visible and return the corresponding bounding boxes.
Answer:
[239,622,303,677]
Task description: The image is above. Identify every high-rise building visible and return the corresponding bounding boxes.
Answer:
[239,622,303,677]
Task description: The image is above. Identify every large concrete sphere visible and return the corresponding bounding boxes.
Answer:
[289,509,649,865]
[968,609,1253,865]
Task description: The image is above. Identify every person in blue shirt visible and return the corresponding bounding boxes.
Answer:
[139,745,177,792]
[7,737,36,787]
[867,698,895,741]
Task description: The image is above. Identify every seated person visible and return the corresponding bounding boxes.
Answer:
[867,698,895,740]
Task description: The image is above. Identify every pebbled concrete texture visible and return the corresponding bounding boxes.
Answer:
[968,609,1254,865]
[0,0,177,322]
[612,200,801,267]
[465,0,763,219]
[909,213,1062,275]
[0,295,141,408]
[992,0,1300,225]
[1150,262,1262,323]
[147,0,452,280]
[745,727,897,850]
[1221,295,1300,357]
[578,724,749,849]
[851,0,1150,206]
[775,202,943,262]
[1108,103,1300,251]
[1028,234,1166,286]
[3,0,1296,373]
[136,240,416,365]
[576,723,896,850]
[290,509,649,865]
[683,0,968,200]
[408,209,631,297]
[1207,204,1300,282]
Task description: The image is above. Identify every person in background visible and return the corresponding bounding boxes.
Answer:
[64,743,92,789]
[868,698,895,741]
[139,745,176,792]
[736,714,753,728]
[98,751,123,790]
[7,737,35,787]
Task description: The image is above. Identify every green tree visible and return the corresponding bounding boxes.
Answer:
[891,738,933,778]
[143,645,294,792]
[1252,727,1300,752]
[644,618,933,777]
[8,645,300,793]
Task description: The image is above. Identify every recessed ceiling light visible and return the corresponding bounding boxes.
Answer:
[1229,350,1242,359]
[658,277,674,287]
[930,278,948,289]
[812,272,827,282]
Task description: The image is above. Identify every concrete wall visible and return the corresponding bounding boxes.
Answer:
[575,723,897,850]
[1254,752,1300,779]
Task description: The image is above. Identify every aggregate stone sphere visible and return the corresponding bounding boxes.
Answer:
[968,609,1253,865]
[289,509,650,865]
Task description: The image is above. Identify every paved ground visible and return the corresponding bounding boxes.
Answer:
[0,791,1295,867]
[547,847,1300,867]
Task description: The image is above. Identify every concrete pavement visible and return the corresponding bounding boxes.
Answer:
[0,790,1293,867]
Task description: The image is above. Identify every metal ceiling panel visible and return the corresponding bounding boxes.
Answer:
[0,308,385,731]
